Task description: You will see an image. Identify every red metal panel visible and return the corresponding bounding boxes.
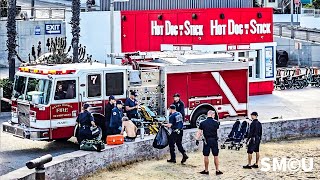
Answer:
[135,13,150,51]
[249,81,274,96]
[162,13,178,44]
[187,72,221,98]
[121,14,136,52]
[166,73,188,107]
[52,126,74,139]
[177,12,193,44]
[148,13,164,50]
[220,69,248,103]
[121,8,273,52]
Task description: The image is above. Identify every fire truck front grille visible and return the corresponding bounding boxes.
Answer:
[18,103,30,127]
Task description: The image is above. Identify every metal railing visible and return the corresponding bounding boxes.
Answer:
[274,23,320,44]
[0,7,66,21]
[301,8,320,18]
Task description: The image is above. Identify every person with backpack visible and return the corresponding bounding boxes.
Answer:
[76,103,96,144]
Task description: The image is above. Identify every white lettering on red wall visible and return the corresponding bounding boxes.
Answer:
[151,19,271,36]
[151,20,204,36]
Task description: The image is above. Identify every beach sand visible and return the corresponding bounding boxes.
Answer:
[83,137,320,180]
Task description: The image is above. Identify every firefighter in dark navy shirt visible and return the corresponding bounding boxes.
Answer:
[109,100,124,135]
[243,112,262,169]
[103,95,116,141]
[125,91,139,120]
[163,104,188,164]
[196,110,223,176]
[173,93,185,120]
[76,103,96,144]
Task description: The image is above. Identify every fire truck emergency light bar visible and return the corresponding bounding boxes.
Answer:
[18,67,76,75]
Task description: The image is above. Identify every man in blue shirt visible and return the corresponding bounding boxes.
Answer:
[164,104,188,164]
[109,100,124,135]
[125,91,139,119]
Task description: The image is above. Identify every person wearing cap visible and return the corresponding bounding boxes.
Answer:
[125,91,139,120]
[103,95,116,142]
[195,110,223,176]
[173,93,185,121]
[76,103,96,144]
[163,104,188,164]
[109,100,124,135]
[243,112,262,169]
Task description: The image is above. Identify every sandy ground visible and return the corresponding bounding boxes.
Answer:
[83,138,320,180]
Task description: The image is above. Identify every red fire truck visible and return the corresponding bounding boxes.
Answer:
[2,52,248,141]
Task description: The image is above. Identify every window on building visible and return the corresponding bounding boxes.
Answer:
[88,74,102,97]
[238,52,245,57]
[106,72,124,96]
[268,0,276,2]
[249,66,253,78]
[54,80,76,100]
[256,50,261,78]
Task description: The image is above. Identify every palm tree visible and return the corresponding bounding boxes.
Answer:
[71,0,80,63]
[6,0,17,81]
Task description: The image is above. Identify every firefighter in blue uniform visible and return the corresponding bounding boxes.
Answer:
[109,100,124,135]
[164,104,188,164]
[173,93,185,120]
[125,91,139,119]
[76,103,96,144]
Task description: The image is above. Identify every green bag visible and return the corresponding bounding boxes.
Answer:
[80,139,105,152]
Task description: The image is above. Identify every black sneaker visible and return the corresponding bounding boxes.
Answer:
[216,171,223,175]
[181,154,189,164]
[243,165,252,169]
[251,164,259,168]
[199,170,209,175]
[167,159,176,163]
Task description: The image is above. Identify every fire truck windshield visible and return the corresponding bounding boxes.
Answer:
[13,75,52,105]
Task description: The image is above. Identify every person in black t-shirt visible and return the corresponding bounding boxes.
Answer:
[243,112,263,169]
[195,110,223,176]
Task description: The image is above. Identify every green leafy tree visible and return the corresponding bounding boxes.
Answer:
[313,0,320,9]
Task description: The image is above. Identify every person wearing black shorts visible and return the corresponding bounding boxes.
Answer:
[195,110,223,176]
[243,112,262,169]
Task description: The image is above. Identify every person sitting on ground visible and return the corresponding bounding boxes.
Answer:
[120,116,137,142]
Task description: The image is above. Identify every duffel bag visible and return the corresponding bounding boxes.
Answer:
[80,139,105,152]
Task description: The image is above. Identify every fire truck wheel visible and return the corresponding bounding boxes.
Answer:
[191,108,209,128]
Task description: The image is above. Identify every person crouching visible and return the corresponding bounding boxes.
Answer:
[76,103,97,144]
